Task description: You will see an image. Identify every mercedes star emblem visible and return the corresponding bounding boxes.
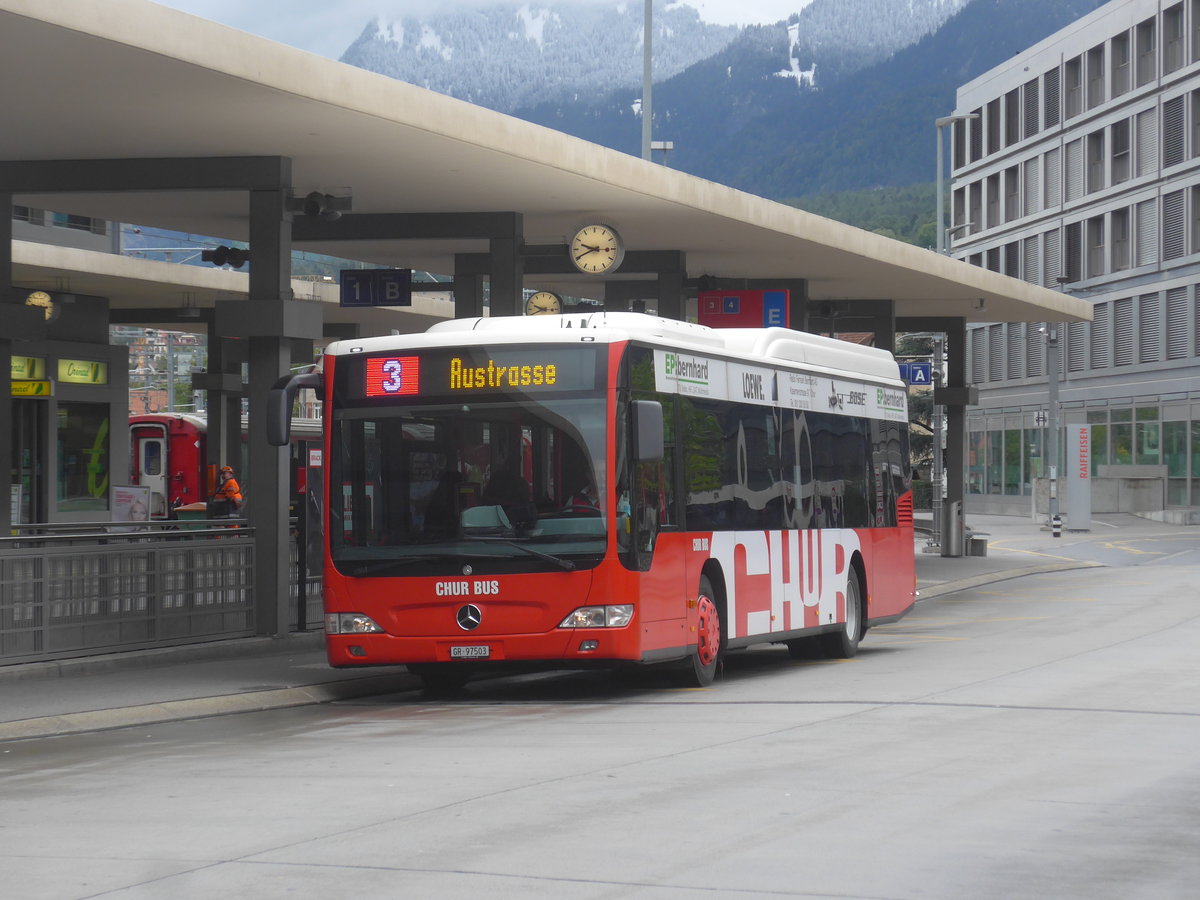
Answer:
[456,604,483,631]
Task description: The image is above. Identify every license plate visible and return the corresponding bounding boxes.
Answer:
[450,645,490,659]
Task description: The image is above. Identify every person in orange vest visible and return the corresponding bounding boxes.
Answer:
[214,465,243,513]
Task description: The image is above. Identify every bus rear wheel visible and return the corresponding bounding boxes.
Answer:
[682,576,722,687]
[408,663,473,693]
[816,570,863,659]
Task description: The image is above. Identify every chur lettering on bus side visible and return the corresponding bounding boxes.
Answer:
[707,530,861,639]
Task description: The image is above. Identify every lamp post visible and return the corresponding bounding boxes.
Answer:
[935,113,978,254]
[641,0,653,160]
[1045,323,1061,537]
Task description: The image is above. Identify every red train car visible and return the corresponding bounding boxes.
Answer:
[130,413,321,518]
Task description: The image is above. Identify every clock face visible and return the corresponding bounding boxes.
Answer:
[569,224,624,275]
[525,291,562,316]
[25,290,56,321]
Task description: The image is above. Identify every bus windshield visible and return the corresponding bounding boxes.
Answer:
[329,397,608,576]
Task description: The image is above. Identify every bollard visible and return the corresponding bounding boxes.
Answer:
[1051,513,1062,538]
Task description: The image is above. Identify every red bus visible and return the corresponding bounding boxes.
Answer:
[131,413,321,518]
[270,312,915,689]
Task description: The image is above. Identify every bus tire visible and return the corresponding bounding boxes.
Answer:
[682,575,722,687]
[816,568,863,659]
[408,663,473,693]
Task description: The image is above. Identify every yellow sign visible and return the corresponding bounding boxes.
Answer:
[12,380,53,397]
[10,356,46,379]
[58,359,109,385]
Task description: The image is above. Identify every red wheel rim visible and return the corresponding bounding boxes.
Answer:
[696,595,720,667]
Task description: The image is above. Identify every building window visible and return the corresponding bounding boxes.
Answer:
[1192,89,1200,158]
[954,118,968,169]
[1023,234,1041,285]
[986,173,1001,228]
[1044,147,1061,208]
[1164,419,1188,505]
[1114,297,1135,366]
[1005,88,1020,146]
[1163,189,1186,259]
[1004,166,1020,222]
[13,205,44,225]
[1023,158,1041,216]
[969,108,984,162]
[1087,215,1106,278]
[1007,323,1025,377]
[1164,2,1184,74]
[1087,130,1106,193]
[989,324,1004,381]
[1044,228,1062,288]
[1065,138,1084,201]
[1044,68,1061,128]
[1026,321,1045,377]
[1023,78,1040,139]
[1087,44,1106,109]
[1112,119,1132,184]
[1137,108,1159,177]
[1004,241,1020,278]
[1136,198,1159,266]
[1112,30,1132,96]
[1193,0,1200,64]
[1136,17,1157,87]
[1091,302,1110,369]
[970,328,985,383]
[1139,294,1161,362]
[1193,185,1200,252]
[1065,56,1083,118]
[1087,411,1109,474]
[986,99,1001,155]
[1166,287,1189,358]
[1112,408,1133,464]
[1136,407,1160,465]
[1112,207,1131,271]
[1163,95,1186,167]
[969,181,983,234]
[1064,221,1083,282]
[1067,321,1087,372]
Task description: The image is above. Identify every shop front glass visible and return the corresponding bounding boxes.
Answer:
[57,402,110,513]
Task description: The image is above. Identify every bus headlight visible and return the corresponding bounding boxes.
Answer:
[559,605,633,628]
[325,613,384,634]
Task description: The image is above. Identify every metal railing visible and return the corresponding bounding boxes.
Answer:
[1,521,321,664]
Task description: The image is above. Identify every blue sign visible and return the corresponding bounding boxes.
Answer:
[899,362,932,385]
[340,269,413,307]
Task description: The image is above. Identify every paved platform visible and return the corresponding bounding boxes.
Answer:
[1,513,1191,742]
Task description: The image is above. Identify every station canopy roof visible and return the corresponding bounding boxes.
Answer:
[1,0,1091,329]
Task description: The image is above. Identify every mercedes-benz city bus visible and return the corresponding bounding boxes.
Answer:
[270,312,916,690]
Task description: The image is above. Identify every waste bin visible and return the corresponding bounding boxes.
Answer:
[941,500,962,558]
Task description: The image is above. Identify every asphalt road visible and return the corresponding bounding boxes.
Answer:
[4,557,1199,899]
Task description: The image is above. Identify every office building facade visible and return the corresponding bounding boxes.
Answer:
[951,0,1200,517]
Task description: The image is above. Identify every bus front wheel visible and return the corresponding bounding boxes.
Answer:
[816,570,863,659]
[683,575,722,687]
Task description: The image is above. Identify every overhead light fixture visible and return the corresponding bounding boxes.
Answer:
[289,191,352,221]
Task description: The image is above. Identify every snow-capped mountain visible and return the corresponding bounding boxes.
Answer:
[340,3,738,114]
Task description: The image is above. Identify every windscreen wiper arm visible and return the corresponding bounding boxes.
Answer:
[470,537,576,571]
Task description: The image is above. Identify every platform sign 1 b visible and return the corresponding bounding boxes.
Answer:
[340,269,413,307]
[898,361,932,385]
[698,290,789,329]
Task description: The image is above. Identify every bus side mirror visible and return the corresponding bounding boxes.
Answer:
[268,372,323,446]
[632,399,664,463]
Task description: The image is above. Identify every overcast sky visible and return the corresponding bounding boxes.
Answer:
[151,0,810,60]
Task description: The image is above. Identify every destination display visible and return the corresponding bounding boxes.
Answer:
[356,347,602,401]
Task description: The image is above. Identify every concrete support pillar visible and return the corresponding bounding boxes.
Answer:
[488,236,524,317]
[656,264,685,321]
[1,191,11,536]
[246,186,293,637]
[943,319,968,557]
[454,255,484,319]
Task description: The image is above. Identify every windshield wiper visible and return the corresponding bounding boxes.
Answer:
[469,537,576,571]
[338,555,455,576]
